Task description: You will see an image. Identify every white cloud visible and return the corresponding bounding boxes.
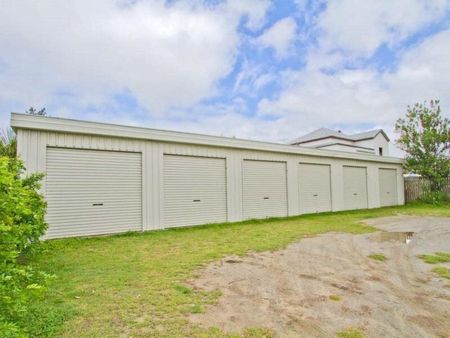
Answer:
[1,0,449,162]
[316,0,450,59]
[385,29,450,106]
[256,17,297,58]
[255,28,450,155]
[0,0,270,118]
[226,0,271,31]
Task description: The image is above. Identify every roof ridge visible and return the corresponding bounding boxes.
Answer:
[290,127,388,144]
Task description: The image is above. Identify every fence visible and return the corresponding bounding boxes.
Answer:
[404,177,450,202]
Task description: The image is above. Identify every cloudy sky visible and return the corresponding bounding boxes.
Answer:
[1,0,450,155]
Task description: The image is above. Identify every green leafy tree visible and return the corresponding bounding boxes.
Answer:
[25,107,47,116]
[395,100,450,194]
[0,128,17,158]
[0,157,49,336]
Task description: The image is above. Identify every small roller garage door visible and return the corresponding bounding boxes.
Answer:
[379,168,398,206]
[242,160,288,219]
[343,166,368,210]
[298,163,332,214]
[163,155,227,227]
[46,148,142,239]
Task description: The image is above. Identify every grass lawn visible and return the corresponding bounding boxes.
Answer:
[24,203,450,337]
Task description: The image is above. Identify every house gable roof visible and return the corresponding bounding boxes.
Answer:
[290,128,390,145]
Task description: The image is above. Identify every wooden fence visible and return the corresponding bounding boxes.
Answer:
[404,177,450,202]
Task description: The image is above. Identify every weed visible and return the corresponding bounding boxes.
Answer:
[418,252,450,264]
[336,327,366,338]
[368,254,387,262]
[432,266,450,280]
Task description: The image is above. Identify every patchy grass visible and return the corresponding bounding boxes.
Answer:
[336,327,367,338]
[418,252,450,285]
[418,252,450,264]
[329,295,342,301]
[23,203,450,337]
[432,266,450,280]
[368,254,387,262]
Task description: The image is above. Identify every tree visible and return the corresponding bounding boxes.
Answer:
[0,157,49,336]
[0,128,16,158]
[395,100,450,194]
[25,107,47,116]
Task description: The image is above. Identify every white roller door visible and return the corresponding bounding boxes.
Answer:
[242,160,288,219]
[163,155,227,228]
[343,166,368,210]
[46,148,142,239]
[379,168,398,206]
[298,163,332,214]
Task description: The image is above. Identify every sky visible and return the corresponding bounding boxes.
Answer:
[1,0,450,156]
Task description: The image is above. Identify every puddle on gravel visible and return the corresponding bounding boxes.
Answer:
[370,232,415,244]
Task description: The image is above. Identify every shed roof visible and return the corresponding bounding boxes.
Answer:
[10,113,401,164]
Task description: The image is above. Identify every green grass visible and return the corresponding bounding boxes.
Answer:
[432,266,450,280]
[368,254,387,262]
[418,252,450,264]
[336,327,366,338]
[23,203,450,337]
[329,295,342,301]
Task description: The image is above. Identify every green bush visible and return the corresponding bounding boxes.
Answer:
[0,156,49,336]
[418,188,450,205]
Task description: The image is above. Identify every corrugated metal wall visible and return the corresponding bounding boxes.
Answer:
[16,129,405,237]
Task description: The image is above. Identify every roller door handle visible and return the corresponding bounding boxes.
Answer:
[353,193,358,196]
[386,192,390,194]
[92,203,104,206]
[263,197,269,199]
[313,194,318,197]
[193,199,201,202]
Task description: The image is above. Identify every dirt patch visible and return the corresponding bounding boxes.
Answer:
[188,216,450,337]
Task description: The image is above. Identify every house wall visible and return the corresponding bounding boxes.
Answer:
[318,144,375,154]
[16,128,405,235]
[294,138,354,148]
[356,133,389,156]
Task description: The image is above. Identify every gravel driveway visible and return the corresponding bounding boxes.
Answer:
[189,216,450,337]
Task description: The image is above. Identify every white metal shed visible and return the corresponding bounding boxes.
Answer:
[11,113,405,239]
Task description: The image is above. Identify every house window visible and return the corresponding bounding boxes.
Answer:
[379,147,383,156]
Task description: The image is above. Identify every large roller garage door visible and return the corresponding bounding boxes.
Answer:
[163,155,227,227]
[298,163,332,214]
[46,148,142,239]
[242,160,288,219]
[379,168,398,206]
[343,166,368,210]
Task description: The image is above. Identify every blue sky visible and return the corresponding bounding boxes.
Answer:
[1,0,450,154]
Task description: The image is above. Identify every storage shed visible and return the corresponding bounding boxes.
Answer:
[11,113,405,239]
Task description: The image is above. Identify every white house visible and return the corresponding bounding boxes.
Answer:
[290,128,390,156]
